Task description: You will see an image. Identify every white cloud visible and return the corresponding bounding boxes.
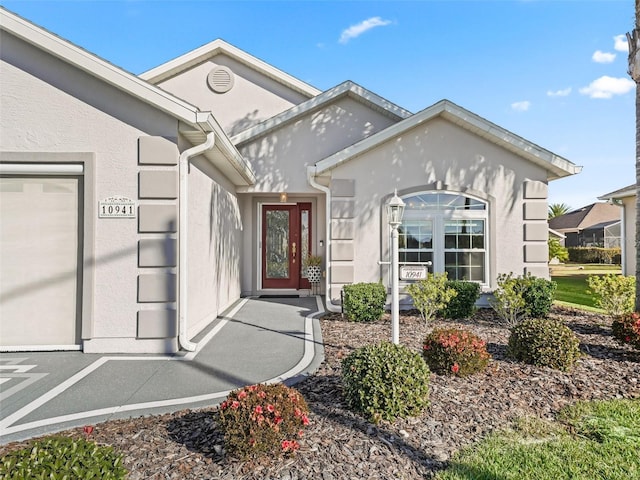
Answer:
[511,101,531,112]
[579,75,635,99]
[547,87,572,97]
[614,34,628,52]
[592,50,616,63]
[339,17,392,44]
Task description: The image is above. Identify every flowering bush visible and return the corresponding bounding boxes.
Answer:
[423,328,490,376]
[612,312,640,350]
[218,383,310,459]
[341,342,430,423]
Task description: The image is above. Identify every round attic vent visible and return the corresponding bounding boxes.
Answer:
[207,66,234,94]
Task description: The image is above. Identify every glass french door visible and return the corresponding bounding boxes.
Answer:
[262,203,311,289]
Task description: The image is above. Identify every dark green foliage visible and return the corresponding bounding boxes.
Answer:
[0,436,127,479]
[341,342,430,423]
[439,281,480,319]
[567,247,622,264]
[611,312,640,350]
[521,276,557,318]
[342,282,387,322]
[218,383,310,459]
[423,327,491,376]
[508,318,581,371]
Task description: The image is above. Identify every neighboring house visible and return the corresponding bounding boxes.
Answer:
[0,8,581,354]
[599,184,636,276]
[548,202,621,247]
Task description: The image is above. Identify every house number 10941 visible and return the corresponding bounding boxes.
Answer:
[98,196,136,218]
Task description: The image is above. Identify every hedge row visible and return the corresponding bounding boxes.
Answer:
[567,247,621,264]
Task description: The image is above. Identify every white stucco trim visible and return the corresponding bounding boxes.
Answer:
[140,39,321,99]
[314,100,582,181]
[231,81,412,146]
[598,184,636,201]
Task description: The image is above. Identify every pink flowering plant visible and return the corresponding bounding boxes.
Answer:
[612,312,640,350]
[423,327,491,376]
[218,383,310,459]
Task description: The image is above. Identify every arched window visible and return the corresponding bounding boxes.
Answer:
[398,192,488,283]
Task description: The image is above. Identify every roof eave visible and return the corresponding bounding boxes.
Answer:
[140,39,321,99]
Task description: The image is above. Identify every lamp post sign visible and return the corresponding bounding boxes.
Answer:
[400,265,427,280]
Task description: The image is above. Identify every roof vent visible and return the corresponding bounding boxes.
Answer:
[207,66,234,94]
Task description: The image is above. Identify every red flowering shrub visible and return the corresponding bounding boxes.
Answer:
[218,383,310,459]
[423,327,491,376]
[612,312,640,350]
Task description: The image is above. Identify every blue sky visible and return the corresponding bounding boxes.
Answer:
[3,0,634,210]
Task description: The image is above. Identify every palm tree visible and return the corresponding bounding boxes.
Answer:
[548,202,571,220]
[627,0,640,311]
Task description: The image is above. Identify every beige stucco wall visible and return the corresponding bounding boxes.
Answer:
[155,53,309,136]
[238,96,400,193]
[186,155,243,337]
[325,116,549,299]
[1,32,181,353]
[622,195,636,276]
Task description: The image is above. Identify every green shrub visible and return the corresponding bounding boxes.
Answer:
[406,273,457,322]
[218,383,310,459]
[423,328,490,376]
[587,274,635,317]
[490,273,556,325]
[0,436,127,479]
[342,282,387,322]
[341,341,430,423]
[548,238,569,262]
[439,281,480,319]
[489,273,527,326]
[567,247,622,264]
[508,318,581,371]
[611,312,640,350]
[521,275,556,318]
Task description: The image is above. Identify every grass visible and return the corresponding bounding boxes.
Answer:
[436,399,640,480]
[550,263,621,312]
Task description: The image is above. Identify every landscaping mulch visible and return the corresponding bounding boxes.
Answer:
[1,306,639,479]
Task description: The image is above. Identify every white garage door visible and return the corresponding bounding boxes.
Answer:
[0,176,81,349]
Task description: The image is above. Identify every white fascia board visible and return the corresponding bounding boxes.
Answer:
[548,228,567,239]
[140,39,321,99]
[598,184,636,200]
[314,99,581,180]
[1,8,204,130]
[231,81,412,146]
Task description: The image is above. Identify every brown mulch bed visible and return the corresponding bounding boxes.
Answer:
[2,306,639,479]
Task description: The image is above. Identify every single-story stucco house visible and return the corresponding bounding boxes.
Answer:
[548,202,621,248]
[599,184,636,276]
[0,8,581,354]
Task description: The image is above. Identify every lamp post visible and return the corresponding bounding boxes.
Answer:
[387,189,405,344]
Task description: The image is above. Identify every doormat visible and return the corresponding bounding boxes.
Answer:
[258,295,299,298]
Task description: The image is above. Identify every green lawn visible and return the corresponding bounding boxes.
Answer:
[437,399,640,480]
[550,264,622,312]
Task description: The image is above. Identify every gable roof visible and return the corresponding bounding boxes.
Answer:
[140,39,321,100]
[312,99,582,181]
[0,7,255,186]
[231,80,413,146]
[598,184,635,201]
[549,202,621,232]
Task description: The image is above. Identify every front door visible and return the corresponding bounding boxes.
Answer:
[262,203,312,289]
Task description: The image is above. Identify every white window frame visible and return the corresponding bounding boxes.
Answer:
[395,191,489,286]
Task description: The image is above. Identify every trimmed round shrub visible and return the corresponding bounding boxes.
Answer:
[341,341,430,423]
[423,327,490,376]
[507,318,581,371]
[218,383,310,459]
[612,312,640,350]
[439,281,480,319]
[0,436,127,479]
[521,276,556,318]
[343,282,387,322]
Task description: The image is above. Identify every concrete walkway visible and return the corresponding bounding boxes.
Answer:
[0,296,325,444]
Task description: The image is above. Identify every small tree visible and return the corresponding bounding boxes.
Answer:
[489,273,527,326]
[548,238,569,263]
[406,273,457,323]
